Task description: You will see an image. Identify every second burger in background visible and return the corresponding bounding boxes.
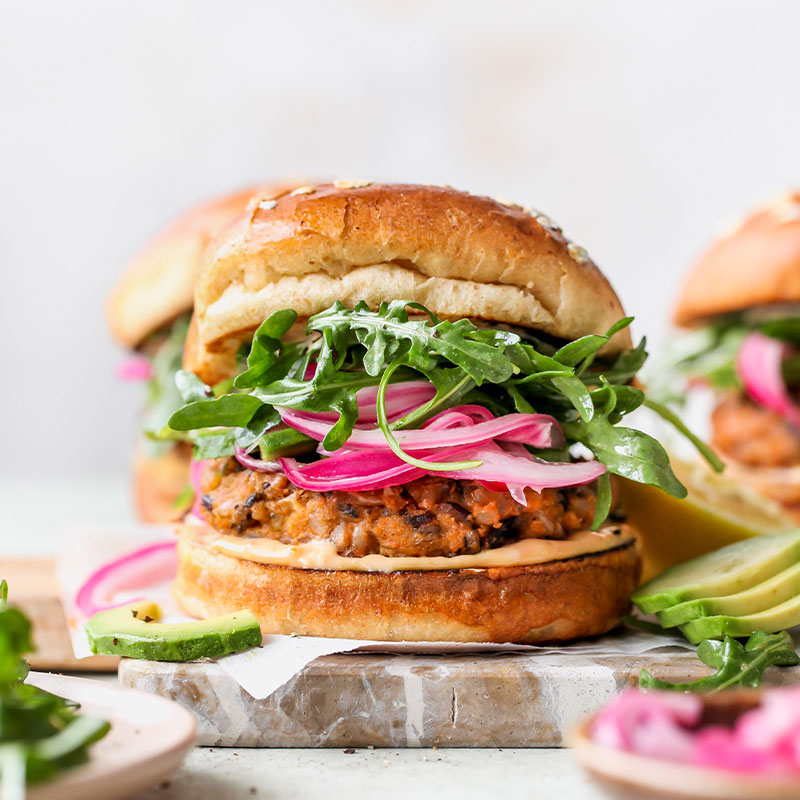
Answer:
[165,182,715,643]
[107,181,303,521]
[660,192,800,520]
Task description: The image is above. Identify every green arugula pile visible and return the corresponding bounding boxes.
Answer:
[0,581,109,794]
[168,300,721,528]
[639,630,799,693]
[648,311,800,405]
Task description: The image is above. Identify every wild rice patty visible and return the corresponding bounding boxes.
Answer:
[712,393,800,468]
[198,458,599,558]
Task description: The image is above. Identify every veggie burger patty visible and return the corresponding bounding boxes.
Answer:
[199,458,600,558]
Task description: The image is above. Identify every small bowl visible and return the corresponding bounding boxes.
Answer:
[568,694,800,800]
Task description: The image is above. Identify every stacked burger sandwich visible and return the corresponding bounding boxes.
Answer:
[166,182,709,643]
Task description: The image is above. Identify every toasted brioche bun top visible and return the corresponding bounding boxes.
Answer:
[107,181,302,347]
[674,192,800,327]
[184,182,630,384]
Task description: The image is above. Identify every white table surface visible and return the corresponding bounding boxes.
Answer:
[1,476,609,799]
[128,747,607,800]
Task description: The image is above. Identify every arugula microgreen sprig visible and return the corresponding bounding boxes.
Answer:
[639,630,799,692]
[169,300,721,527]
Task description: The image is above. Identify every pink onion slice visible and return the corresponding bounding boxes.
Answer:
[279,406,564,452]
[75,540,177,618]
[116,356,153,381]
[737,332,800,429]
[233,445,281,473]
[280,440,604,493]
[590,690,702,757]
[591,688,800,775]
[431,442,604,491]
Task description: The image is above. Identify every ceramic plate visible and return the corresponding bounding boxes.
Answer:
[569,718,800,800]
[24,671,196,800]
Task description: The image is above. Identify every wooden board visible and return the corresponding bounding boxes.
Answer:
[119,648,800,748]
[6,559,117,672]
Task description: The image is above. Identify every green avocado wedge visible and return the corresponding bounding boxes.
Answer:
[679,594,800,645]
[657,560,800,628]
[85,601,262,661]
[632,529,800,614]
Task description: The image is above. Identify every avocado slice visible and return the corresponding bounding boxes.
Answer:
[632,529,800,614]
[680,594,800,645]
[85,601,262,661]
[657,561,800,628]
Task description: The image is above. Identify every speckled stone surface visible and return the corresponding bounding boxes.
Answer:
[119,651,800,748]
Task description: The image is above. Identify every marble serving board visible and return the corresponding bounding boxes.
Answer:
[119,649,800,748]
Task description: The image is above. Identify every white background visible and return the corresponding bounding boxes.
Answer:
[1,0,799,504]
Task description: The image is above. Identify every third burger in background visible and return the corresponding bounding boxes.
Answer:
[166,181,713,643]
[661,192,800,520]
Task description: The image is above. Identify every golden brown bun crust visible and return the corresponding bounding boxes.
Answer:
[674,192,800,326]
[186,182,630,384]
[172,526,642,643]
[108,181,304,347]
[133,442,192,522]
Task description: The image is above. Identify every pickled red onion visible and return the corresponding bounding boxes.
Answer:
[590,690,701,761]
[234,445,281,473]
[116,356,152,381]
[737,332,800,429]
[280,441,604,493]
[280,405,563,452]
[591,688,800,775]
[75,540,177,618]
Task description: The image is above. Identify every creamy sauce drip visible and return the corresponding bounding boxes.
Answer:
[182,524,636,573]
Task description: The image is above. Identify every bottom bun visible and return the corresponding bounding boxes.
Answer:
[173,527,642,643]
[133,442,192,522]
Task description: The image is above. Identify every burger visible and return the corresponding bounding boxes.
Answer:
[662,192,800,519]
[107,181,302,521]
[167,182,706,643]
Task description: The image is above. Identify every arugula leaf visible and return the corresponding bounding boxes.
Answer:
[0,581,109,787]
[639,631,799,692]
[429,319,516,383]
[553,335,608,367]
[567,417,687,498]
[322,393,359,452]
[644,397,724,473]
[234,310,299,388]
[593,337,648,385]
[175,369,212,403]
[310,301,515,384]
[758,318,800,345]
[591,473,613,531]
[551,375,594,422]
[192,430,236,460]
[169,394,264,431]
